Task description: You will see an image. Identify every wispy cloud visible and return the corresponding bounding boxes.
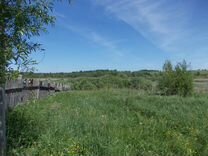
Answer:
[54,11,66,19]
[64,24,124,57]
[94,0,208,56]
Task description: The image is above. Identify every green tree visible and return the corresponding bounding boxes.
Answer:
[158,60,176,95]
[0,0,69,84]
[174,60,193,96]
[158,60,193,97]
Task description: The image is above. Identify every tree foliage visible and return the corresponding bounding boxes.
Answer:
[0,0,69,84]
[158,60,193,97]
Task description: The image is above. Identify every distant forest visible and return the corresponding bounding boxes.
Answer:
[23,70,160,78]
[23,69,208,79]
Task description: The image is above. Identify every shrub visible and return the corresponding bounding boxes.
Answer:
[72,79,96,90]
[69,74,155,92]
[130,78,153,91]
[174,61,193,96]
[158,60,193,97]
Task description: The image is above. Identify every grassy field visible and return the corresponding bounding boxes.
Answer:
[7,89,208,156]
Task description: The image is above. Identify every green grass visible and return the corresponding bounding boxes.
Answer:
[7,89,208,156]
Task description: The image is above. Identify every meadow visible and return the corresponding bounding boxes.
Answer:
[7,89,208,156]
[6,70,208,155]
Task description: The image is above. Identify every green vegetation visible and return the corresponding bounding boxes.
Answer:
[24,68,207,94]
[0,0,70,84]
[158,60,193,97]
[24,70,160,92]
[65,75,155,92]
[2,1,206,155]
[23,70,159,79]
[7,90,208,156]
[7,63,208,155]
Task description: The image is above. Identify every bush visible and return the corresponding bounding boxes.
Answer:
[68,74,155,92]
[72,79,96,90]
[130,78,153,91]
[158,60,193,97]
[174,61,193,96]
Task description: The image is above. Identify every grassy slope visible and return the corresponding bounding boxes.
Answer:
[7,90,208,156]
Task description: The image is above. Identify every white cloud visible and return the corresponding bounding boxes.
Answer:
[64,24,124,57]
[94,0,208,56]
[54,11,66,19]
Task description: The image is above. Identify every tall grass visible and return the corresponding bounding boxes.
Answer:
[7,90,208,156]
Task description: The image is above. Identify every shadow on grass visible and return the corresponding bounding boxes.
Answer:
[6,109,42,151]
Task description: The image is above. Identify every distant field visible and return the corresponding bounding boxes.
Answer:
[26,70,208,94]
[194,79,208,93]
[7,89,208,156]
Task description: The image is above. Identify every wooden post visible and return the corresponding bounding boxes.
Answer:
[0,87,6,156]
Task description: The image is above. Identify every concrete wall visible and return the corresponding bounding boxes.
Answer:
[0,88,6,156]
[0,80,69,155]
[4,79,68,109]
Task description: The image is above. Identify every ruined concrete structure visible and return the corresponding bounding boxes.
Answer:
[4,79,68,109]
[0,79,69,155]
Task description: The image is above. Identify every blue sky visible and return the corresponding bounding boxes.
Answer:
[34,0,208,72]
